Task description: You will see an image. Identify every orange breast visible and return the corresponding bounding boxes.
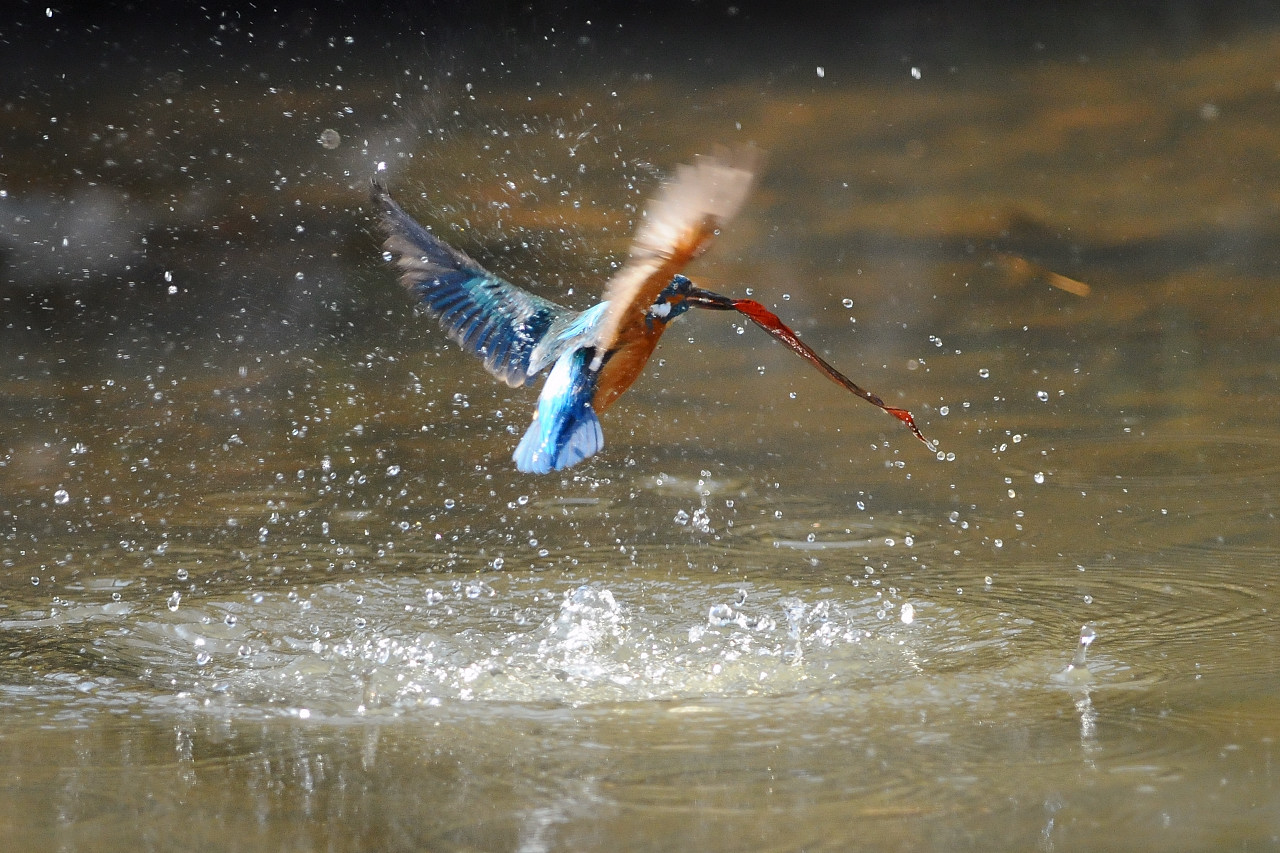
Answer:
[593,318,665,413]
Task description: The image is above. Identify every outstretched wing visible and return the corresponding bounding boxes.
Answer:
[372,177,571,388]
[587,147,759,369]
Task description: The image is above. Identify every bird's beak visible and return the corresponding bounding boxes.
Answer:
[683,287,738,311]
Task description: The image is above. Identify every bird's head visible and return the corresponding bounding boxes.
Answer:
[645,274,698,328]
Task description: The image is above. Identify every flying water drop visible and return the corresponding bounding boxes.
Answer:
[1055,624,1097,683]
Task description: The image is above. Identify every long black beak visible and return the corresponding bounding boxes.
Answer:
[684,287,739,310]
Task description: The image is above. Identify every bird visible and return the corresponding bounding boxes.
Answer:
[372,149,760,474]
[373,149,931,474]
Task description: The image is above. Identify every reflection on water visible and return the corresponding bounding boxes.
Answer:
[3,5,1280,850]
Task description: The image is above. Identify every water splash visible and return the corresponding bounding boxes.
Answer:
[1054,624,1096,684]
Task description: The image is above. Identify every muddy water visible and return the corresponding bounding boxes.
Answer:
[3,8,1279,851]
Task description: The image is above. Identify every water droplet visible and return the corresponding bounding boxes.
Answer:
[443,498,456,509]
[319,128,341,149]
[708,603,734,626]
[1036,390,1050,402]
[53,488,69,505]
[1034,471,1045,484]
[195,651,211,666]
[167,591,181,611]
[841,298,854,308]
[176,568,189,581]
[978,368,990,379]
[386,464,401,477]
[900,602,915,624]
[691,508,712,534]
[224,613,237,627]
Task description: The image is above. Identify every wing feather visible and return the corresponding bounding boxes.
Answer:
[372,177,570,387]
[588,147,759,367]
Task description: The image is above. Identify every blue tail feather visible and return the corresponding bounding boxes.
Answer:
[513,348,605,474]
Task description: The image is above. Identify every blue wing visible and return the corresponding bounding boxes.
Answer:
[512,347,605,474]
[372,177,570,388]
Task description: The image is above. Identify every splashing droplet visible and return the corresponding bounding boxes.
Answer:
[708,603,735,627]
[1055,623,1097,684]
[1074,624,1097,666]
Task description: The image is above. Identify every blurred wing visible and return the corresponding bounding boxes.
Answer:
[372,177,571,387]
[588,148,759,368]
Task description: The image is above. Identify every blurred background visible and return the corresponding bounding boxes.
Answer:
[2,2,1278,850]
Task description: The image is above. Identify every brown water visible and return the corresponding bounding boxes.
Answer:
[2,7,1279,851]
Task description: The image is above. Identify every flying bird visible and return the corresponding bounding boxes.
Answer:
[372,149,929,474]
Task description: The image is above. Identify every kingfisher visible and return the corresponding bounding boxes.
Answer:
[373,149,930,474]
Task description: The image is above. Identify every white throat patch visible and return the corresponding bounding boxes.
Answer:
[649,301,672,319]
